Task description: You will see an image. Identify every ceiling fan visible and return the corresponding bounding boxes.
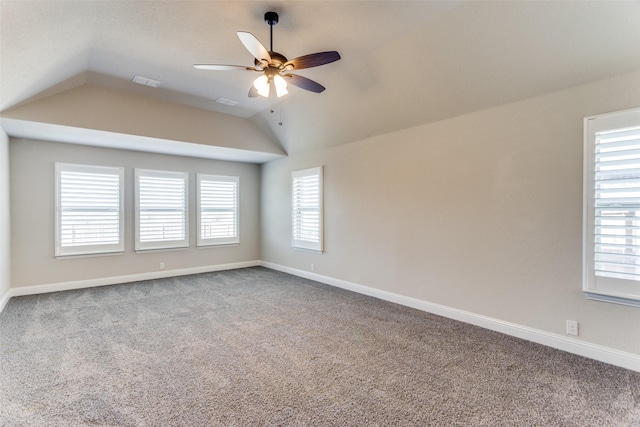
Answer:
[194,11,340,98]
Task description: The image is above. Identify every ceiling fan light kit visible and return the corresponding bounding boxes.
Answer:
[195,11,340,99]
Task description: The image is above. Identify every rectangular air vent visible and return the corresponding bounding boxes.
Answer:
[132,75,160,88]
[215,97,239,107]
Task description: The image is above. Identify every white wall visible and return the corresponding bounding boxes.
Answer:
[10,139,260,288]
[0,128,10,306]
[261,71,640,356]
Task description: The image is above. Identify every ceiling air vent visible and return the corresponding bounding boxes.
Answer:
[215,97,239,107]
[132,75,160,88]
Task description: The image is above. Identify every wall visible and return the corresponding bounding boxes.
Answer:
[2,85,285,157]
[10,139,260,288]
[0,129,10,307]
[261,71,640,356]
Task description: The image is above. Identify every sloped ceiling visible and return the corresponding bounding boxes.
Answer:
[1,85,286,163]
[1,1,640,159]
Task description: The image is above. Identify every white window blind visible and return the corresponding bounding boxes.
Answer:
[292,166,323,253]
[55,163,124,257]
[197,174,239,246]
[584,107,640,307]
[135,169,189,251]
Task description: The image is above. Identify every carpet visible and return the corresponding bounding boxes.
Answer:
[1,267,639,426]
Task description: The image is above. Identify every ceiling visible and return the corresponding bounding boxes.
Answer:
[2,1,640,157]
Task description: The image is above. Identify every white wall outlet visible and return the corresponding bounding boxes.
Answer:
[311,263,315,272]
[566,320,578,336]
[159,262,165,270]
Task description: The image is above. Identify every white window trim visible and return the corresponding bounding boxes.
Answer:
[55,163,124,257]
[292,166,323,253]
[196,174,239,247]
[135,168,189,252]
[583,107,640,307]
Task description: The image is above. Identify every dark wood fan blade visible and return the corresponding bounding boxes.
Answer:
[248,84,259,98]
[284,51,340,70]
[194,64,257,71]
[283,74,326,93]
[237,31,271,64]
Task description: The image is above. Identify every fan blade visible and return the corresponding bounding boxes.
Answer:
[194,64,257,71]
[283,74,326,93]
[237,31,271,64]
[284,51,340,70]
[248,84,259,98]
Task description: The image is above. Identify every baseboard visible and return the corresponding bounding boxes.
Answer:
[0,288,11,313]
[4,260,639,372]
[8,260,261,298]
[260,261,640,373]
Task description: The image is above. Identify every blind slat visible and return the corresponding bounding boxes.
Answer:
[55,163,124,256]
[292,168,322,251]
[594,126,640,281]
[137,171,187,246]
[198,175,238,243]
[58,167,122,249]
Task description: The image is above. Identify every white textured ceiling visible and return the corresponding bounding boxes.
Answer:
[2,1,640,155]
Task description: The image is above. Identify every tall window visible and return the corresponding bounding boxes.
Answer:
[197,174,239,246]
[292,166,323,253]
[135,169,188,251]
[584,107,640,307]
[55,163,124,257]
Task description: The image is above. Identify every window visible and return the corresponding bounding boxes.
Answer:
[292,166,323,253]
[197,174,239,246]
[584,107,640,307]
[55,163,124,257]
[135,169,188,251]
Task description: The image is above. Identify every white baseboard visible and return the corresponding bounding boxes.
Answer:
[0,288,10,313]
[8,260,260,298]
[260,261,640,373]
[3,260,639,372]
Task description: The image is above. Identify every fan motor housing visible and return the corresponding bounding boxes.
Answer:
[255,51,288,69]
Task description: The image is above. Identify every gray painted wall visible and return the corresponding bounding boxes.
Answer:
[10,139,260,288]
[260,71,640,356]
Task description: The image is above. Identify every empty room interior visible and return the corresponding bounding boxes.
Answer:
[1,1,640,425]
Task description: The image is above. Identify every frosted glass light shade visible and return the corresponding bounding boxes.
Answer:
[273,75,288,97]
[253,75,270,97]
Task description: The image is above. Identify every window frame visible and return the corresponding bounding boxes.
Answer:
[292,166,323,253]
[135,168,189,252]
[196,174,240,247]
[583,107,640,307]
[54,162,124,257]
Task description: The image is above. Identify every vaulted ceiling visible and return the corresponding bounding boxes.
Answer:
[2,1,640,159]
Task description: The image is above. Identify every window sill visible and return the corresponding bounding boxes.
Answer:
[584,290,640,308]
[55,251,124,260]
[197,243,239,249]
[292,246,323,255]
[134,246,189,254]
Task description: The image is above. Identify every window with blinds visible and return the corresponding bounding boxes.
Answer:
[292,166,323,253]
[584,107,640,307]
[197,174,239,246]
[55,163,124,257]
[135,169,189,251]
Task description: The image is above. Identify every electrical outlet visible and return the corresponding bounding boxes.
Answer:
[159,262,165,270]
[566,320,578,336]
[311,264,315,272]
